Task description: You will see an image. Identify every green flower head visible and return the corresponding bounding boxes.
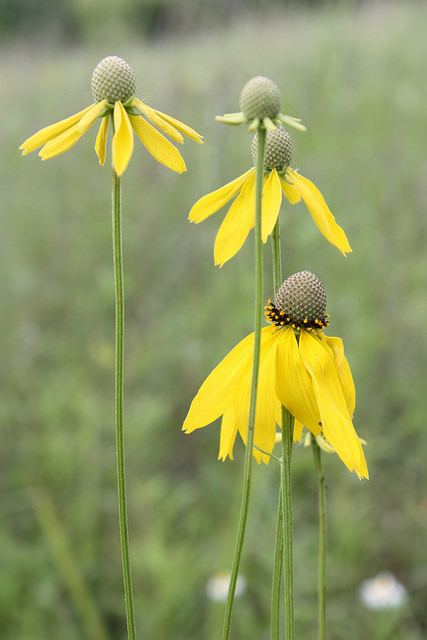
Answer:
[216,75,306,132]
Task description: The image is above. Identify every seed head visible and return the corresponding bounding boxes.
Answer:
[91,56,136,104]
[270,271,328,329]
[239,76,281,121]
[252,126,293,172]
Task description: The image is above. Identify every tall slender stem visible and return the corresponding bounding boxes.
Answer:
[112,169,137,640]
[221,127,266,640]
[281,407,295,639]
[271,220,282,294]
[312,439,327,640]
[270,221,283,640]
[271,220,295,639]
[271,491,283,640]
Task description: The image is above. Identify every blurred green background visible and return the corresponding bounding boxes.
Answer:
[2,0,427,638]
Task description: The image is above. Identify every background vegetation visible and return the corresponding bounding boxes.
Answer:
[1,1,427,638]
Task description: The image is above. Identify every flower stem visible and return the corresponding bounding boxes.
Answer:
[271,220,295,640]
[271,220,282,294]
[280,407,295,640]
[312,439,327,640]
[112,169,137,640]
[271,492,283,640]
[270,221,283,640]
[221,127,266,640]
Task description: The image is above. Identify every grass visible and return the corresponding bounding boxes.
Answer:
[2,1,427,638]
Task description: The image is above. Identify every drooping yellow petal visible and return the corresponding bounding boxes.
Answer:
[151,106,203,143]
[112,102,134,176]
[183,331,255,434]
[315,435,336,454]
[20,104,96,155]
[278,114,307,132]
[299,331,368,478]
[275,327,322,436]
[279,175,302,204]
[95,115,110,166]
[235,327,280,463]
[286,169,352,256]
[324,336,355,417]
[129,114,186,174]
[38,123,84,159]
[39,102,107,160]
[261,169,282,243]
[189,169,255,223]
[218,409,238,461]
[253,329,282,462]
[77,100,108,133]
[214,171,256,266]
[132,98,184,144]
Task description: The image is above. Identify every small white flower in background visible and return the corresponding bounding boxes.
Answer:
[359,571,408,610]
[206,571,247,602]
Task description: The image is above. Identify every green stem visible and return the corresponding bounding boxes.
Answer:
[270,220,282,640]
[271,219,295,640]
[312,439,327,640]
[271,491,283,640]
[280,407,295,640]
[271,220,282,294]
[221,127,266,640]
[112,169,137,640]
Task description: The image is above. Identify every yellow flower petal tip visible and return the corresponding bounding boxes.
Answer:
[20,56,202,174]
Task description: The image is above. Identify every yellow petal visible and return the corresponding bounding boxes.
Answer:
[299,331,368,478]
[275,327,322,436]
[253,329,282,462]
[324,336,355,417]
[38,123,83,159]
[95,115,110,166]
[20,104,96,155]
[286,169,352,256]
[112,102,134,176]
[189,169,255,223]
[262,169,282,242]
[279,175,302,204]
[218,409,238,461]
[129,114,186,174]
[315,435,336,454]
[214,171,256,266]
[151,106,203,143]
[183,331,255,434]
[278,114,307,132]
[132,99,184,143]
[77,100,108,134]
[38,102,108,160]
[235,327,280,463]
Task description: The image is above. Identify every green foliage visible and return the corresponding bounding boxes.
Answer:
[2,2,427,638]
[1,0,329,43]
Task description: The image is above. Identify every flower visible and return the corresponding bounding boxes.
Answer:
[189,126,351,266]
[20,56,203,176]
[206,571,246,602]
[216,75,306,132]
[183,271,368,478]
[359,572,408,610]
